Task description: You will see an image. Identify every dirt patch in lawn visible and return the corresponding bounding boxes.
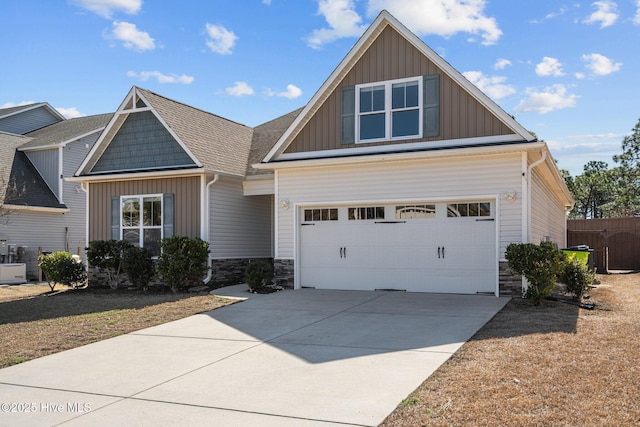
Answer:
[382,273,640,426]
[0,285,236,368]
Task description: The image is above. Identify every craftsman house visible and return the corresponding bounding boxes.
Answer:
[71,10,573,295]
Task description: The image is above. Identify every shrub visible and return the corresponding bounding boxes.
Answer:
[245,260,274,292]
[122,246,156,291]
[38,251,87,292]
[157,236,209,293]
[86,240,133,289]
[560,260,596,300]
[505,241,566,305]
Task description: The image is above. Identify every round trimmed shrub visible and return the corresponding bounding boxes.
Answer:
[245,260,274,292]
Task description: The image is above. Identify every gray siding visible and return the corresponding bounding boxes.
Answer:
[92,111,195,173]
[210,176,273,258]
[0,107,61,135]
[25,149,60,199]
[530,170,567,247]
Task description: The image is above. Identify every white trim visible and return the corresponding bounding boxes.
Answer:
[1,204,69,213]
[256,140,545,171]
[58,146,64,203]
[18,128,106,151]
[262,10,534,163]
[274,170,280,259]
[119,193,163,248]
[272,134,525,162]
[67,168,206,183]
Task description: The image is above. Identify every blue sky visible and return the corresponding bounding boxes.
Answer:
[1,0,639,176]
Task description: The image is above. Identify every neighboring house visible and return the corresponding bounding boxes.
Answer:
[0,104,112,279]
[71,10,573,295]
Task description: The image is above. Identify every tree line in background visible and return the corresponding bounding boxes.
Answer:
[562,117,640,219]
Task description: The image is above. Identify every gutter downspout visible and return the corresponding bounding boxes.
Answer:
[522,150,547,297]
[526,150,547,244]
[203,174,219,285]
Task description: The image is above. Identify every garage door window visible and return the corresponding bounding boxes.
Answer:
[348,206,385,220]
[395,204,436,219]
[447,202,491,218]
[304,208,338,222]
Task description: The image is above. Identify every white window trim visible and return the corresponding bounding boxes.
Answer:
[355,76,423,144]
[120,194,164,248]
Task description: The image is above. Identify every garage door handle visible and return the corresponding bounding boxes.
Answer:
[476,218,494,221]
[344,247,347,258]
[442,247,445,258]
[340,247,343,258]
[437,246,441,258]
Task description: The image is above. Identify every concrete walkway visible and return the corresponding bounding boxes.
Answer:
[0,287,509,426]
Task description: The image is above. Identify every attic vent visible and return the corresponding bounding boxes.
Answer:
[136,98,147,108]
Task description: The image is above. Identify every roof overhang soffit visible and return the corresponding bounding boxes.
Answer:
[262,9,534,164]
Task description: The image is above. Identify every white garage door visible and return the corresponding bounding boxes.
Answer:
[299,201,496,294]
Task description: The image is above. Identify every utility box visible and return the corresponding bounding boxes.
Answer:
[0,263,27,284]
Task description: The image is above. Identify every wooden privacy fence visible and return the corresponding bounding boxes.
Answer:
[567,217,640,272]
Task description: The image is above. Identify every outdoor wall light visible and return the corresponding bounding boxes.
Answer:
[280,199,290,209]
[504,191,517,201]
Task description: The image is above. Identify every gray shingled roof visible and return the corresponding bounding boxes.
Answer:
[0,132,31,203]
[4,151,65,209]
[20,113,113,149]
[248,108,302,176]
[137,88,254,177]
[0,103,44,118]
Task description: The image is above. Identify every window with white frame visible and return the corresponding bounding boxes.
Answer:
[121,195,163,255]
[356,77,422,143]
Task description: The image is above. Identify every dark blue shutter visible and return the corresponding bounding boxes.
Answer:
[423,75,440,137]
[341,86,355,144]
[111,196,120,240]
[163,193,174,238]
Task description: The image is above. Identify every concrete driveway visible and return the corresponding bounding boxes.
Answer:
[0,287,509,426]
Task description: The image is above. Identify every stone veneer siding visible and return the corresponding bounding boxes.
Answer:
[273,259,294,289]
[499,261,523,297]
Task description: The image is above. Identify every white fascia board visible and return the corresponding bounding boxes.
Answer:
[0,103,66,122]
[1,204,70,214]
[18,128,106,151]
[66,167,206,183]
[262,10,534,164]
[254,141,545,171]
[273,134,524,162]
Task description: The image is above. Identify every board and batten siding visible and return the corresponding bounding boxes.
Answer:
[88,176,201,242]
[530,170,567,247]
[276,152,523,259]
[284,25,513,155]
[210,176,273,258]
[25,149,60,199]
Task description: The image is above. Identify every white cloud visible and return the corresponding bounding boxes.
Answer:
[535,57,565,77]
[367,0,502,45]
[462,71,516,100]
[225,81,254,97]
[205,24,237,55]
[494,58,512,70]
[581,53,622,76]
[71,0,142,18]
[127,70,194,84]
[277,84,303,99]
[545,6,568,20]
[56,107,84,119]
[262,0,272,4]
[583,1,619,28]
[306,0,367,49]
[514,84,578,114]
[634,0,640,25]
[575,72,586,79]
[109,21,155,51]
[1,101,35,108]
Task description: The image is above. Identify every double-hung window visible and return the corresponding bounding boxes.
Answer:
[356,77,422,143]
[121,194,163,255]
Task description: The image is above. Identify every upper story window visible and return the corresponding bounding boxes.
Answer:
[356,77,422,143]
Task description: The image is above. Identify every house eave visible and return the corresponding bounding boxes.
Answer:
[1,204,69,214]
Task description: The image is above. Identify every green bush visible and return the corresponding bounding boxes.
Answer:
[38,251,87,292]
[157,236,209,293]
[505,241,566,305]
[245,260,274,292]
[560,259,596,300]
[122,246,156,291]
[86,240,133,288]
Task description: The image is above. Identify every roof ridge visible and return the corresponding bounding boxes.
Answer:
[135,86,252,130]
